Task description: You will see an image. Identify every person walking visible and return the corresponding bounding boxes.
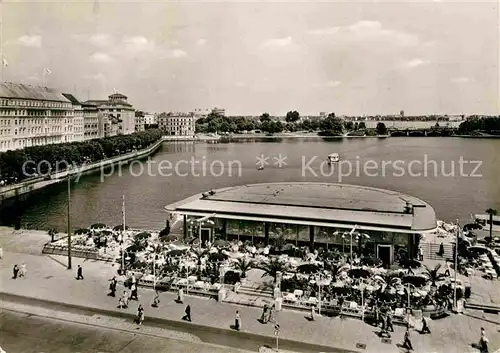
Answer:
[137,304,144,325]
[130,283,138,300]
[12,264,19,279]
[402,326,413,351]
[479,327,489,353]
[438,242,445,257]
[177,288,184,303]
[267,304,275,323]
[76,265,84,280]
[152,290,160,308]
[109,277,117,297]
[19,262,26,278]
[310,305,316,321]
[260,304,268,323]
[234,310,241,331]
[386,313,394,332]
[421,317,431,334]
[183,304,191,322]
[444,261,451,276]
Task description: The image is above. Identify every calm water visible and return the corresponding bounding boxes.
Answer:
[0,137,498,231]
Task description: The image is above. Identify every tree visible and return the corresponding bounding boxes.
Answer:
[319,115,343,135]
[260,113,271,123]
[358,121,366,129]
[258,258,287,283]
[376,122,387,135]
[423,264,446,287]
[344,121,354,131]
[485,208,498,245]
[233,258,254,278]
[285,111,300,123]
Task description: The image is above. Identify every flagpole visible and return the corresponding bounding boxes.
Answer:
[43,70,46,87]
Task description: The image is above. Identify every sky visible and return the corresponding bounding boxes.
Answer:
[1,0,499,116]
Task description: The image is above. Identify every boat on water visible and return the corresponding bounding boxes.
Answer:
[327,153,340,164]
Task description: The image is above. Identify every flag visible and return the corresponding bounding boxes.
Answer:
[44,68,52,75]
[2,57,7,67]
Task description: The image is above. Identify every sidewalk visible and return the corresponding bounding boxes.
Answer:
[1,250,499,353]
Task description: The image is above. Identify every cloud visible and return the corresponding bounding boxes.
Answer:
[17,35,42,47]
[452,77,470,83]
[171,49,187,58]
[262,36,293,49]
[89,34,112,46]
[196,39,207,46]
[308,20,418,46]
[89,52,113,63]
[406,58,430,68]
[235,82,247,87]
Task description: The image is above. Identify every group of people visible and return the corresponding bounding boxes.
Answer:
[259,303,276,324]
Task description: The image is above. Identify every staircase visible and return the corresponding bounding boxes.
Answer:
[237,281,274,299]
[421,242,454,261]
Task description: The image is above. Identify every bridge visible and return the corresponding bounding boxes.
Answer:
[387,126,458,137]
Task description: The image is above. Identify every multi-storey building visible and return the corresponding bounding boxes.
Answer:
[0,83,75,152]
[84,92,135,138]
[134,110,145,132]
[82,103,99,140]
[211,107,225,116]
[144,112,156,125]
[62,93,84,142]
[158,112,195,136]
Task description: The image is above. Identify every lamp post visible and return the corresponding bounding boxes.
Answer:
[453,219,459,311]
[67,176,72,270]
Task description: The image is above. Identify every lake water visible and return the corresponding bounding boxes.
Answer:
[0,137,498,231]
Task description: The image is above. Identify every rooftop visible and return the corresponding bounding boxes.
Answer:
[166,182,438,233]
[0,82,71,103]
[61,93,81,106]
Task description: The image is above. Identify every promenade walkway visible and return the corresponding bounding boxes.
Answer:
[1,251,499,353]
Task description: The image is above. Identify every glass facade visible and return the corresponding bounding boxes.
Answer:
[183,216,412,263]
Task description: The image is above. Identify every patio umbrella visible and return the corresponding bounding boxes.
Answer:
[135,232,152,240]
[160,233,179,242]
[90,223,106,229]
[297,264,320,274]
[113,224,130,231]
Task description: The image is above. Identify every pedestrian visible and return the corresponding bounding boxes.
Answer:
[130,283,138,300]
[137,304,144,325]
[260,304,268,323]
[310,305,315,321]
[479,327,489,353]
[438,242,444,257]
[0,246,3,259]
[17,261,26,277]
[267,304,275,323]
[402,326,413,351]
[421,317,431,334]
[183,304,191,322]
[108,276,117,297]
[76,265,84,280]
[444,261,450,276]
[118,290,129,309]
[234,310,241,331]
[386,313,394,332]
[177,288,184,303]
[152,290,160,308]
[12,264,19,279]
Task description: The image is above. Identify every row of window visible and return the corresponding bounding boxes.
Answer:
[0,99,71,109]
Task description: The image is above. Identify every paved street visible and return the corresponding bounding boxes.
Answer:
[0,310,251,353]
[1,250,499,353]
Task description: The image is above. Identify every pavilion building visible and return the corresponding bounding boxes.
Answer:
[165,182,438,266]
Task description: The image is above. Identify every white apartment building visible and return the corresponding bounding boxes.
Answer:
[158,112,195,136]
[135,111,145,132]
[62,93,84,142]
[0,83,75,152]
[82,103,99,140]
[144,112,156,125]
[211,107,225,116]
[84,92,135,138]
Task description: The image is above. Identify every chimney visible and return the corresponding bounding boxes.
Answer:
[404,201,413,214]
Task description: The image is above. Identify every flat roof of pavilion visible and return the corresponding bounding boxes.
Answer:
[165,183,438,234]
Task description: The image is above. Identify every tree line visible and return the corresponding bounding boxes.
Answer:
[458,116,500,135]
[195,111,387,136]
[0,129,163,184]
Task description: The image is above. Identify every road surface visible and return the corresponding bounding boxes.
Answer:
[0,309,250,353]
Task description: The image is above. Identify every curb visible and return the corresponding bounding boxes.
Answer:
[0,292,358,353]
